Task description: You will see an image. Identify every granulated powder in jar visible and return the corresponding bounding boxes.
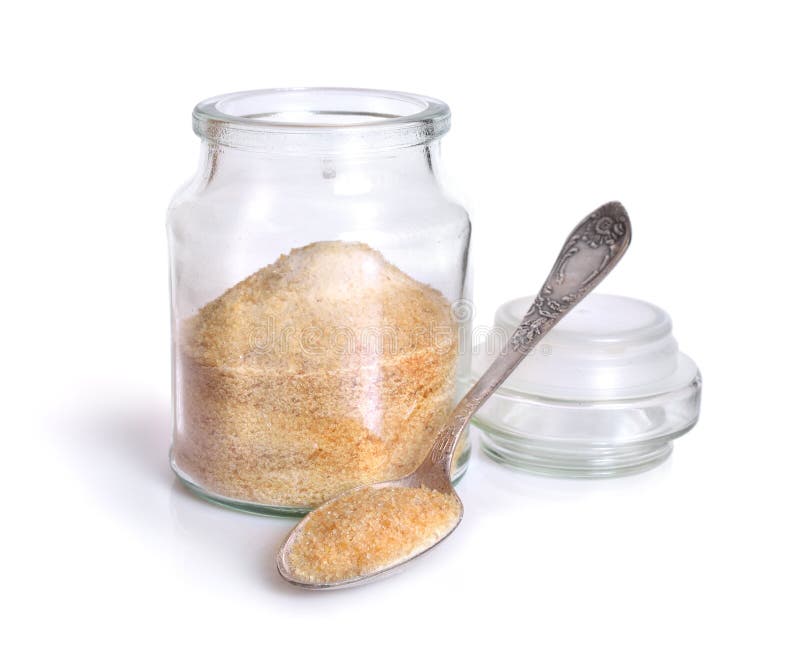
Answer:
[174,241,459,508]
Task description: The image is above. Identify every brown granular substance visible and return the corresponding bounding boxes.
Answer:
[286,486,461,584]
[174,241,458,508]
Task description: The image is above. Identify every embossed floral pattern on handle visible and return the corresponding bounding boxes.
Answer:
[425,202,632,473]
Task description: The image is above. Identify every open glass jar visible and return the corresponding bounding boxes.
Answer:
[167,88,472,515]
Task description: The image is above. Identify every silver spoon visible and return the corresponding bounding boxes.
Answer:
[276,201,632,589]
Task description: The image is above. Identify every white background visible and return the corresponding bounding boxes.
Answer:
[3,1,799,651]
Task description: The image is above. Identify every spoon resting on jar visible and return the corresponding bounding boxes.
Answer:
[276,201,632,589]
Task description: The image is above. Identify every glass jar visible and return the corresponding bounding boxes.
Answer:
[167,88,472,516]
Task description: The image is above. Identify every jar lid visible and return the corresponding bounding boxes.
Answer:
[471,294,702,477]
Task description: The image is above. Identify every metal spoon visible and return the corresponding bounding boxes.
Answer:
[276,201,632,589]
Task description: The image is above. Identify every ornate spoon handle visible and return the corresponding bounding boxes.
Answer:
[427,201,632,471]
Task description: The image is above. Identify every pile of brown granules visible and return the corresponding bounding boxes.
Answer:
[286,485,462,584]
[174,241,458,508]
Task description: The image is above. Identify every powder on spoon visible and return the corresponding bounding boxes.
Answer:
[286,485,462,584]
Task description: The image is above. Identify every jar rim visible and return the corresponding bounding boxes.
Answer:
[193,87,451,153]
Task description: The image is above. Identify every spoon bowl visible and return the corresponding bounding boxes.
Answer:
[277,201,632,589]
[276,474,463,589]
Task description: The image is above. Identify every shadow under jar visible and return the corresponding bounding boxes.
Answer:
[167,88,472,516]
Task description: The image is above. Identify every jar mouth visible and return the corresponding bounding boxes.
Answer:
[193,87,451,153]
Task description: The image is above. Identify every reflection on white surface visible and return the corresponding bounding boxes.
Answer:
[168,479,302,596]
[470,446,671,498]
